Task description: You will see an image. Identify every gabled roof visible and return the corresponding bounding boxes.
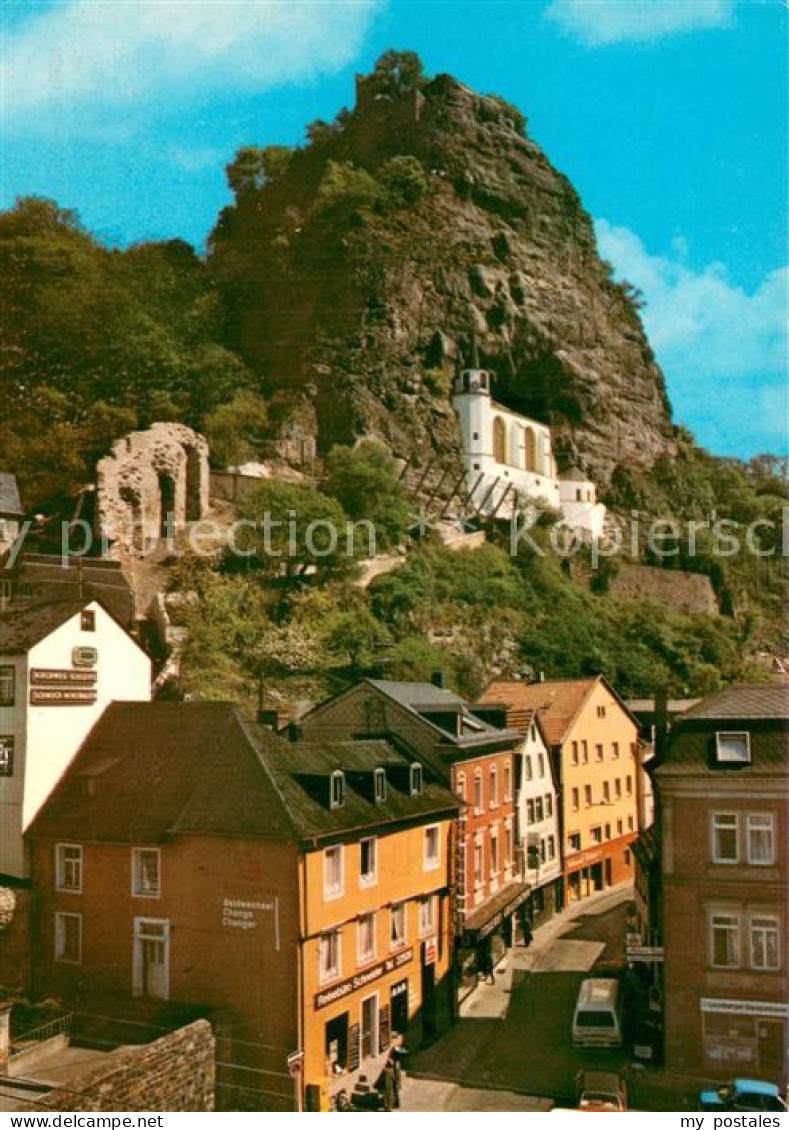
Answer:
[28,703,458,847]
[479,675,639,747]
[367,679,465,710]
[0,473,23,517]
[680,684,788,722]
[0,599,95,655]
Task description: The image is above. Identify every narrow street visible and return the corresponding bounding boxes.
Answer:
[402,885,693,1112]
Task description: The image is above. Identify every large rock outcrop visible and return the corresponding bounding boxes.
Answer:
[210,63,676,485]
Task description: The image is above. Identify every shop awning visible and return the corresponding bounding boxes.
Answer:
[461,881,530,943]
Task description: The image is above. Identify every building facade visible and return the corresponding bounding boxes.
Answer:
[0,598,151,879]
[297,679,528,989]
[481,676,641,904]
[451,363,606,536]
[655,685,788,1085]
[27,703,458,1111]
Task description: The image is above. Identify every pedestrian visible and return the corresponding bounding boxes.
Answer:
[518,904,533,947]
[477,940,495,984]
[381,1032,405,1110]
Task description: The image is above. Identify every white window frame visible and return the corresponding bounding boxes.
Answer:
[424,824,441,871]
[489,765,498,808]
[374,768,387,804]
[390,901,407,950]
[409,763,423,797]
[474,769,483,815]
[359,836,378,888]
[749,914,781,970]
[524,756,533,781]
[319,928,342,985]
[490,828,499,876]
[132,916,170,999]
[54,911,82,964]
[131,847,161,898]
[330,770,345,809]
[324,845,344,900]
[746,813,775,865]
[709,910,741,969]
[711,813,739,864]
[504,761,512,802]
[55,843,83,893]
[357,912,376,965]
[571,787,580,812]
[473,839,484,888]
[715,731,751,764]
[419,895,436,938]
[455,771,466,801]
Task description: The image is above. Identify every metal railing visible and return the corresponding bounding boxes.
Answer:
[10,1012,73,1059]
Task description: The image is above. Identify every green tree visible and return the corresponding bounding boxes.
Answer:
[204,389,268,468]
[323,441,410,551]
[380,156,430,207]
[371,50,427,96]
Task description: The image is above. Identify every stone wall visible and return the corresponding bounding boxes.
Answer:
[95,423,210,550]
[15,1020,215,1112]
[610,563,719,616]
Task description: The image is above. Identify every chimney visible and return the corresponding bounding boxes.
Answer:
[287,721,303,743]
[0,1001,11,1074]
[654,687,669,761]
[431,671,446,689]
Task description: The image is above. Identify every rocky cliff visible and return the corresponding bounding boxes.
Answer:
[210,59,677,485]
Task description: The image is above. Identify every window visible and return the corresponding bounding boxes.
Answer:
[584,785,592,807]
[571,741,579,766]
[535,797,544,822]
[80,610,96,632]
[504,762,512,802]
[591,826,602,844]
[526,799,535,823]
[614,779,622,799]
[747,814,775,865]
[56,844,82,892]
[602,781,610,803]
[571,788,580,812]
[568,833,581,851]
[715,731,751,764]
[474,770,483,813]
[711,913,740,968]
[489,766,498,808]
[360,837,377,887]
[419,895,435,937]
[0,736,13,777]
[410,764,423,797]
[320,929,341,984]
[374,768,387,803]
[581,741,589,764]
[537,754,545,777]
[390,902,406,949]
[712,814,739,863]
[324,845,343,899]
[627,815,634,831]
[595,744,604,762]
[616,819,623,836]
[132,848,160,898]
[0,665,14,706]
[750,915,780,970]
[604,823,611,840]
[539,838,546,863]
[597,705,606,718]
[524,756,533,781]
[54,912,81,964]
[612,742,620,759]
[455,771,466,801]
[330,770,345,809]
[424,825,440,871]
[490,829,499,875]
[474,842,484,887]
[505,823,513,865]
[626,775,633,795]
[357,913,376,964]
[547,835,556,860]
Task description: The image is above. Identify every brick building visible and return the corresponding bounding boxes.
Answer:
[297,678,526,989]
[481,676,642,903]
[655,685,788,1085]
[27,702,458,1110]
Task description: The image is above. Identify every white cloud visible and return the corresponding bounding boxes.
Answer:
[596,219,788,455]
[3,0,381,127]
[545,0,735,46]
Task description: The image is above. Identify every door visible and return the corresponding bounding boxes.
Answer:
[360,994,378,1062]
[133,918,170,1000]
[391,979,409,1037]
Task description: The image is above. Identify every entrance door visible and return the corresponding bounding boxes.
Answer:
[133,918,170,1000]
[360,994,378,1062]
[391,979,409,1037]
[591,862,604,892]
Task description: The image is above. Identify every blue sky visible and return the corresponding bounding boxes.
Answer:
[2,0,786,458]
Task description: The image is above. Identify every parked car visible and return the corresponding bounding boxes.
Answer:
[575,1071,628,1111]
[572,978,624,1049]
[699,1079,787,1112]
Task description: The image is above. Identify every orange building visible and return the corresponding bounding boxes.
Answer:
[481,677,642,902]
[27,702,458,1111]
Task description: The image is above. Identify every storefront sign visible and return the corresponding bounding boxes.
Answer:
[221,896,278,933]
[626,945,664,963]
[701,998,789,1019]
[423,939,437,966]
[315,948,413,1011]
[29,668,98,706]
[29,688,97,705]
[30,668,98,685]
[566,844,607,870]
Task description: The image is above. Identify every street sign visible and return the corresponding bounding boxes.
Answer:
[626,945,664,963]
[287,1050,304,1077]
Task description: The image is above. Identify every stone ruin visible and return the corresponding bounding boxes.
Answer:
[95,423,210,550]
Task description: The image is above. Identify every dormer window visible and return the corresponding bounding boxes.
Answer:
[330,770,345,809]
[715,732,751,764]
[410,764,423,797]
[374,768,387,804]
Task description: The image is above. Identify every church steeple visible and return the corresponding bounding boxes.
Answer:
[452,327,491,396]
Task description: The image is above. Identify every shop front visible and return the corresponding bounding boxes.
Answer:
[565,836,635,903]
[457,881,529,1001]
[701,998,788,1080]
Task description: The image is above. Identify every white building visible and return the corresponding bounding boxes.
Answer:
[451,365,606,538]
[0,598,151,879]
[516,712,563,918]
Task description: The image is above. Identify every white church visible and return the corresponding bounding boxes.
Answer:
[451,361,606,538]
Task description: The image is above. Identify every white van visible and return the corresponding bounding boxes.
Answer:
[572,978,623,1049]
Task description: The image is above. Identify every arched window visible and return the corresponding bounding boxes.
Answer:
[524,427,538,472]
[456,772,466,801]
[492,416,507,465]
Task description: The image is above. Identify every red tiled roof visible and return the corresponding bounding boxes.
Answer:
[478,677,601,746]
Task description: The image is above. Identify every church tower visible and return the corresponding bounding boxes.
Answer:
[451,335,494,475]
